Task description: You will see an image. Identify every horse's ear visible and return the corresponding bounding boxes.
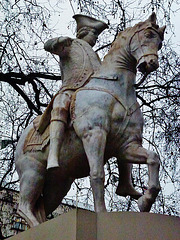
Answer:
[148,12,157,23]
[159,25,166,40]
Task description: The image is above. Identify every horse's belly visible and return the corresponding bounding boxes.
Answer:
[59,128,90,178]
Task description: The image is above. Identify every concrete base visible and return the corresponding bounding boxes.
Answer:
[9,209,180,240]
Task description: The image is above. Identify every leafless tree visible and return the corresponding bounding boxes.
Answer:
[0,0,179,218]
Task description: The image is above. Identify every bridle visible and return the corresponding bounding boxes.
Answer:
[128,26,161,65]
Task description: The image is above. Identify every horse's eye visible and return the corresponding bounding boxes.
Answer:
[145,30,155,39]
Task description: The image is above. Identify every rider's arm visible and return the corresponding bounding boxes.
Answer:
[44,37,73,55]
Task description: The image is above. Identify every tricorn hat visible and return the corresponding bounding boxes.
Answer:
[73,14,108,35]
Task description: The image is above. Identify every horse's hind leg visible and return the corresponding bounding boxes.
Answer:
[121,145,160,212]
[81,127,107,212]
[116,162,142,199]
[34,196,46,224]
[16,156,46,227]
[43,170,74,216]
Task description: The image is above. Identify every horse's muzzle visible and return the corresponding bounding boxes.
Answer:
[137,55,159,74]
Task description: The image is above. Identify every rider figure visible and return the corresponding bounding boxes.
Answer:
[44,14,108,169]
[43,14,141,199]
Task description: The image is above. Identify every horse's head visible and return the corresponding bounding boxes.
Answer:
[129,13,165,74]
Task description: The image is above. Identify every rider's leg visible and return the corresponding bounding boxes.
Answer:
[116,162,142,199]
[47,92,72,169]
[47,119,66,169]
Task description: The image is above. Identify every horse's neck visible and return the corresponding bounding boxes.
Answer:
[97,45,136,75]
[92,48,137,106]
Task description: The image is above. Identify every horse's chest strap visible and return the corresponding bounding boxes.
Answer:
[70,87,139,122]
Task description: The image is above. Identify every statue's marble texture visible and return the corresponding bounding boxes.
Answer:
[15,13,165,227]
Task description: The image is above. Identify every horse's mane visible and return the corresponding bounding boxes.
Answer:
[109,20,159,52]
[108,23,139,53]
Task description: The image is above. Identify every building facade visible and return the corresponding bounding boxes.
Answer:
[0,188,74,239]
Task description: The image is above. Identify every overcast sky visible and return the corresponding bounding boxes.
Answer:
[47,1,180,54]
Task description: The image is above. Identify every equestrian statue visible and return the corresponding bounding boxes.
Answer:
[15,13,165,227]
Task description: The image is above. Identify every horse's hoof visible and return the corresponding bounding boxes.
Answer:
[17,208,40,228]
[116,186,142,200]
[138,195,153,212]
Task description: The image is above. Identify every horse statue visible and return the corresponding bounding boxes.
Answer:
[15,13,165,227]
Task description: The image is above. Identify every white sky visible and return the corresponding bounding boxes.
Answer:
[48,1,180,53]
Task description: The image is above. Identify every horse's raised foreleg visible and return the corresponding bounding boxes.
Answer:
[138,150,161,212]
[16,157,46,227]
[82,127,107,212]
[121,145,161,212]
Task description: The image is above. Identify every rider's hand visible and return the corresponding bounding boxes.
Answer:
[57,37,73,47]
[44,37,73,54]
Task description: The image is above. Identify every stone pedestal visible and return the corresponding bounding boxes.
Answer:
[9,209,180,240]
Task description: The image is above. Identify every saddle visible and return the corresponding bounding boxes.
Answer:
[23,90,72,153]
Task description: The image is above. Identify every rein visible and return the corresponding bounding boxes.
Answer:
[128,26,159,66]
[137,53,158,66]
[92,76,118,81]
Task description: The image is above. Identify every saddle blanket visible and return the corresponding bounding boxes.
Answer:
[23,115,50,153]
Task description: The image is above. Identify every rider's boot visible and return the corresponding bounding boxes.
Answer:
[116,163,142,200]
[47,120,65,169]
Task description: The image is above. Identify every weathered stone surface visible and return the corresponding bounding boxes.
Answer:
[15,13,166,227]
